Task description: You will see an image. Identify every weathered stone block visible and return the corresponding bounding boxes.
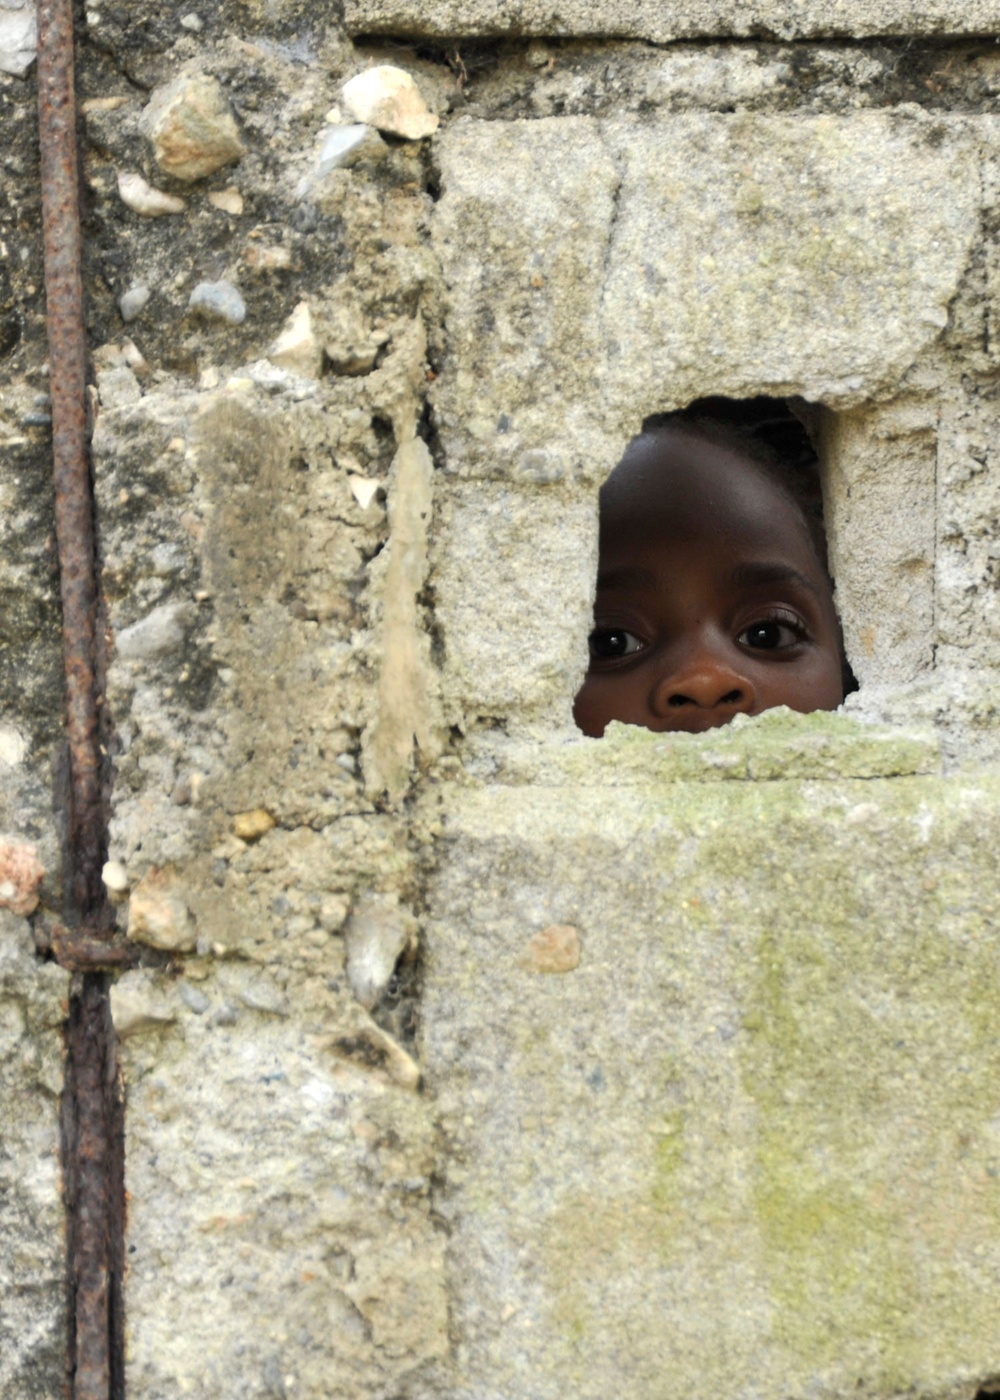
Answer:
[432,481,596,729]
[423,713,1000,1399]
[432,116,622,481]
[600,112,976,418]
[434,114,977,479]
[821,404,938,689]
[122,983,447,1398]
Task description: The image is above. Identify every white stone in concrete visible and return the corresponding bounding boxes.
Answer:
[0,0,35,77]
[341,66,438,140]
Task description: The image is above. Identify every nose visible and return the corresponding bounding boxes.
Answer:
[650,640,757,732]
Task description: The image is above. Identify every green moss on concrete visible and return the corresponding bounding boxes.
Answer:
[432,767,1000,1394]
[733,791,1000,1386]
[495,707,941,788]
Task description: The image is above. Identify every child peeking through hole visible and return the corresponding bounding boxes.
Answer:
[574,400,851,738]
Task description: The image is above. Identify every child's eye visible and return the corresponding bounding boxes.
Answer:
[738,614,806,651]
[588,627,645,661]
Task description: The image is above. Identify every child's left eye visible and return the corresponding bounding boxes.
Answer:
[738,616,805,651]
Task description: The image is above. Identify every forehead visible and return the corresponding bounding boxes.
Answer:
[599,425,815,560]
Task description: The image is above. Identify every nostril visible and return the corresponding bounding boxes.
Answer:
[720,690,743,705]
[668,693,693,708]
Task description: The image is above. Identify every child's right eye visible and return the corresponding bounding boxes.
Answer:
[588,628,644,661]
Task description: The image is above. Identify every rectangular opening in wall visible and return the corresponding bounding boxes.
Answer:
[574,395,856,741]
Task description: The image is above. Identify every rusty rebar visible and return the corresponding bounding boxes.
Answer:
[37,0,103,920]
[63,977,116,1400]
[37,1,123,1396]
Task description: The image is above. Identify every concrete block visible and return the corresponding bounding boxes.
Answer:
[434,114,977,478]
[432,482,596,729]
[423,713,1000,1400]
[432,116,622,483]
[346,0,1000,41]
[123,971,447,1398]
[821,404,938,689]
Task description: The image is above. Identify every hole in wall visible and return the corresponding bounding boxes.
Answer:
[573,394,857,739]
[370,414,395,446]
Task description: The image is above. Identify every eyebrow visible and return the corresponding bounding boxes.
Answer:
[596,565,657,591]
[731,562,822,598]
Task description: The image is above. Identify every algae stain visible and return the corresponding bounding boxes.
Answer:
[741,900,1000,1385]
[743,928,919,1377]
[651,1109,685,1217]
[543,1105,690,1376]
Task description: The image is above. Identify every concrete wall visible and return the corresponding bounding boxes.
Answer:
[3,2,1000,1395]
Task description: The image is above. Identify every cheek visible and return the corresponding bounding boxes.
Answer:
[573,672,646,737]
[572,676,609,738]
[756,652,844,713]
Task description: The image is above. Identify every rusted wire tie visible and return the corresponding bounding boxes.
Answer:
[51,924,137,973]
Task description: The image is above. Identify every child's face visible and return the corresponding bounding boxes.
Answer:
[573,427,845,738]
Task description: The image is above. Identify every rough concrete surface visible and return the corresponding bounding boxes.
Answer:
[433,112,978,476]
[120,975,446,1399]
[5,5,1000,1397]
[0,913,69,1398]
[423,715,1000,1400]
[346,0,1000,40]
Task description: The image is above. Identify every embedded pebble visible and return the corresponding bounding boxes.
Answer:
[519,923,581,974]
[208,187,243,215]
[141,71,244,182]
[110,971,178,1038]
[239,976,289,1016]
[119,285,151,322]
[232,807,275,841]
[207,1001,237,1027]
[117,170,186,217]
[127,866,198,952]
[0,5,36,77]
[316,123,370,176]
[116,603,190,659]
[120,337,148,373]
[178,981,210,1014]
[348,475,381,509]
[101,859,129,900]
[179,10,202,29]
[320,895,349,932]
[341,66,438,140]
[268,301,320,377]
[0,838,43,915]
[0,725,27,767]
[189,279,246,324]
[345,893,416,1010]
[296,123,377,198]
[330,1007,421,1090]
[81,94,130,114]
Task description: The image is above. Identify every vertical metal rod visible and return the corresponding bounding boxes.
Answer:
[64,979,115,1400]
[36,2,121,1396]
[36,0,103,920]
